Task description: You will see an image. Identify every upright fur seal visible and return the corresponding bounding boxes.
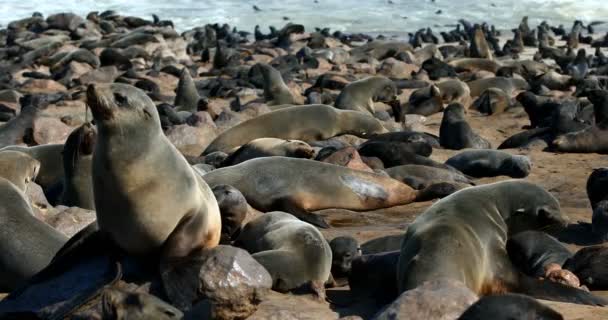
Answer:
[60,123,95,210]
[586,168,608,241]
[445,150,532,178]
[87,83,221,259]
[440,103,491,150]
[203,157,418,228]
[235,211,332,296]
[251,63,296,105]
[203,105,387,155]
[221,138,314,166]
[397,180,606,305]
[334,76,397,114]
[0,177,68,291]
[174,68,200,113]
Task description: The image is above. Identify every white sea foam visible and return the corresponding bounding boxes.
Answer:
[0,0,606,34]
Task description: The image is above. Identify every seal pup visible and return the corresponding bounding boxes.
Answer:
[471,87,512,115]
[221,138,314,166]
[445,150,532,178]
[467,77,529,97]
[564,245,608,290]
[235,211,332,297]
[203,105,387,155]
[329,236,361,280]
[348,251,400,304]
[203,157,418,228]
[397,180,606,305]
[404,84,443,116]
[0,177,68,291]
[334,76,397,114]
[212,184,248,244]
[60,123,95,210]
[174,68,201,113]
[439,103,492,150]
[386,164,473,189]
[251,63,296,105]
[0,150,40,191]
[586,168,608,241]
[507,231,573,278]
[458,294,564,320]
[553,89,608,153]
[87,83,221,259]
[358,141,455,170]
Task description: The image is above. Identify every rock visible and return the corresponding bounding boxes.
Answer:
[46,13,85,32]
[321,147,374,172]
[165,123,217,157]
[161,245,272,320]
[32,117,73,145]
[101,287,183,320]
[378,58,418,78]
[20,79,67,94]
[45,206,96,238]
[372,279,478,320]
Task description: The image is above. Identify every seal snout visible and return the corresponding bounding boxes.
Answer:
[86,84,113,120]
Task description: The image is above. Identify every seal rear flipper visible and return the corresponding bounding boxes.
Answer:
[272,198,331,228]
[516,274,607,306]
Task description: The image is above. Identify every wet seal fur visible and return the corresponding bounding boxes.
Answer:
[445,150,532,178]
[397,180,606,306]
[203,157,418,228]
[87,83,221,259]
[203,104,387,155]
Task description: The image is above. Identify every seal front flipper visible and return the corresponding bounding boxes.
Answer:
[272,198,331,228]
[516,274,607,306]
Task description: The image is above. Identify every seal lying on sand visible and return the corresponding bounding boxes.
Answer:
[203,157,418,228]
[397,180,606,305]
[221,138,314,166]
[203,105,387,155]
[334,76,397,114]
[445,150,532,178]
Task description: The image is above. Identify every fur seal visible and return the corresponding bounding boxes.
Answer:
[467,77,529,97]
[507,231,573,278]
[586,168,608,241]
[397,180,606,305]
[405,84,443,116]
[457,293,564,320]
[221,138,314,166]
[448,58,501,73]
[348,251,400,304]
[564,245,608,290]
[235,211,332,296]
[553,90,608,153]
[358,141,455,170]
[445,150,532,178]
[251,63,296,105]
[0,95,40,148]
[0,177,68,291]
[470,25,493,59]
[385,164,473,189]
[174,68,201,113]
[87,83,221,259]
[329,236,361,279]
[60,123,95,210]
[440,103,492,150]
[212,184,248,244]
[368,131,440,148]
[0,150,40,191]
[203,157,418,228]
[471,87,512,115]
[334,76,397,114]
[361,234,404,254]
[203,105,387,155]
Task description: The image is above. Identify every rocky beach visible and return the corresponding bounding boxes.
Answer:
[0,8,608,320]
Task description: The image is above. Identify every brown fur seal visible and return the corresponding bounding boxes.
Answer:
[329,236,361,280]
[397,180,606,305]
[235,211,332,297]
[458,293,564,320]
[0,177,68,291]
[507,231,573,278]
[0,150,40,191]
[467,77,529,97]
[553,90,608,154]
[440,103,492,150]
[564,245,608,290]
[445,150,532,178]
[203,157,418,228]
[470,25,493,60]
[385,164,473,189]
[88,83,221,259]
[174,68,201,113]
[334,76,397,114]
[60,123,95,210]
[0,95,40,148]
[405,80,471,116]
[212,184,248,244]
[587,168,608,241]
[448,58,501,73]
[471,87,512,115]
[221,138,314,166]
[251,63,296,105]
[203,104,387,155]
[0,144,64,192]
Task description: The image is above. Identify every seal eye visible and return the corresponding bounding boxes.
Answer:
[114,93,128,107]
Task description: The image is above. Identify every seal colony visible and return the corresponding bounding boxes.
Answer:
[0,9,608,320]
